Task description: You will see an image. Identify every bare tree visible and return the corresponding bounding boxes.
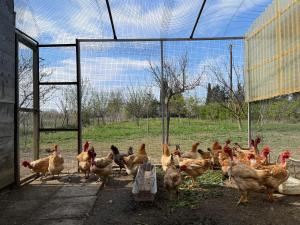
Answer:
[18,56,56,108]
[185,96,200,125]
[65,78,92,125]
[18,55,57,146]
[207,59,246,130]
[90,90,109,125]
[107,91,124,122]
[149,53,203,144]
[57,90,72,127]
[125,86,151,127]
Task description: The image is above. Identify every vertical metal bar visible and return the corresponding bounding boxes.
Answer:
[14,34,20,186]
[33,45,39,160]
[248,102,251,147]
[229,44,233,94]
[76,39,82,155]
[160,40,165,144]
[275,0,283,95]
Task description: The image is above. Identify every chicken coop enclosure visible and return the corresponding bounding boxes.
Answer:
[16,34,244,181]
[3,0,298,188]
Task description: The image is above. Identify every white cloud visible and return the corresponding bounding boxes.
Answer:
[41,55,159,87]
[15,0,272,42]
[110,0,201,37]
[196,0,271,36]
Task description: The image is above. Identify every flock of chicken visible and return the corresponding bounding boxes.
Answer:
[161,137,291,204]
[22,137,291,205]
[22,141,148,182]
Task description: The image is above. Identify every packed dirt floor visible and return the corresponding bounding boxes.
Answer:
[1,170,300,225]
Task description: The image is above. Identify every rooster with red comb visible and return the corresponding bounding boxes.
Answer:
[77,141,96,179]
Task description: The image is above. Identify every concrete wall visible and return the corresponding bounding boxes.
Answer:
[0,0,15,189]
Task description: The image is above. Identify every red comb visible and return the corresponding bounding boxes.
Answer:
[180,165,187,171]
[22,161,30,167]
[174,150,181,157]
[223,146,232,154]
[247,154,255,160]
[262,146,271,152]
[83,141,89,151]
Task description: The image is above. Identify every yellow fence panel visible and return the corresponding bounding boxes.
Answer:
[245,0,300,102]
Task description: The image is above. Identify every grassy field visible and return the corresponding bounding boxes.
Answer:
[35,118,300,164]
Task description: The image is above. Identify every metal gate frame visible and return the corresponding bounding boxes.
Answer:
[37,41,82,157]
[15,31,82,185]
[15,29,39,185]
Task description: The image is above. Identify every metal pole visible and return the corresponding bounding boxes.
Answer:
[76,39,82,155]
[190,0,207,39]
[229,44,233,94]
[248,102,251,147]
[105,0,117,39]
[78,36,244,43]
[38,44,76,47]
[33,44,40,160]
[160,40,165,144]
[14,34,20,186]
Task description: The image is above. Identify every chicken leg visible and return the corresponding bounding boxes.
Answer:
[267,190,275,202]
[188,177,197,188]
[237,191,249,205]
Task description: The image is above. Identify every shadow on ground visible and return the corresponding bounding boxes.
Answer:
[1,170,300,225]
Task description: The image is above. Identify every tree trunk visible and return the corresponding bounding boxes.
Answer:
[66,114,69,127]
[237,116,242,130]
[101,116,106,125]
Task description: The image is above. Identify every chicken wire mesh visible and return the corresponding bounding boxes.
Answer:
[19,112,34,179]
[163,39,244,150]
[18,43,34,109]
[245,0,300,102]
[79,41,162,161]
[18,44,35,179]
[75,39,244,163]
[38,46,79,173]
[14,0,271,43]
[39,47,77,82]
[250,95,300,165]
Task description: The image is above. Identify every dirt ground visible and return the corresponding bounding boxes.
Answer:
[1,170,300,225]
[84,171,300,225]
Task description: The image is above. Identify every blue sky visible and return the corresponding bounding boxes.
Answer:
[15,0,272,110]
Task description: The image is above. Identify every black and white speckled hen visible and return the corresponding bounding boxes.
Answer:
[110,145,133,173]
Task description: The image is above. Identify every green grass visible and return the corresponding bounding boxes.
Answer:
[168,170,224,209]
[17,118,300,163]
[38,118,249,161]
